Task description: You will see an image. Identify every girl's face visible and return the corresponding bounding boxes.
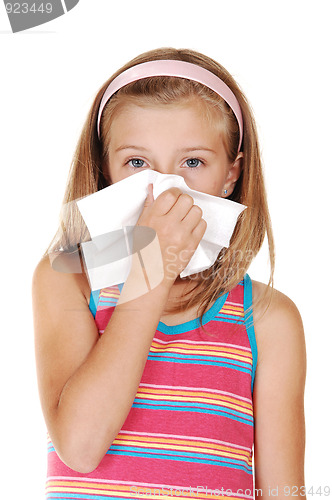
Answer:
[104,99,242,197]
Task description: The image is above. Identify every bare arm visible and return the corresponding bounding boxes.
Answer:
[33,186,206,474]
[252,281,307,499]
[33,255,174,473]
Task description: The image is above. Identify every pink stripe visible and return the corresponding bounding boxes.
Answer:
[153,338,252,351]
[46,477,253,498]
[151,345,252,358]
[224,300,242,307]
[120,430,253,452]
[133,400,253,422]
[136,392,252,413]
[139,383,253,403]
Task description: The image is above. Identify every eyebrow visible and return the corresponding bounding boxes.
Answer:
[179,147,217,154]
[115,145,149,152]
[115,145,217,154]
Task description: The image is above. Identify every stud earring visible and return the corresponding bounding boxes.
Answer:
[223,189,228,195]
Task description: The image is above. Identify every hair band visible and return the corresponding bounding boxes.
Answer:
[97,60,243,152]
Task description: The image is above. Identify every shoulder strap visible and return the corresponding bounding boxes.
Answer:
[89,289,100,318]
[243,274,258,394]
[88,283,124,319]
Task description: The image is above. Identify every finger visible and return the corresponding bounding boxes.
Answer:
[136,184,154,227]
[138,183,154,215]
[192,218,207,241]
[143,183,154,208]
[157,191,195,219]
[181,204,203,227]
[174,194,196,221]
[153,187,183,215]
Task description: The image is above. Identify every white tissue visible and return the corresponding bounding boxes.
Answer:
[76,170,246,291]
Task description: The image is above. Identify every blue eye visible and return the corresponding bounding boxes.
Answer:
[128,158,146,168]
[185,158,202,168]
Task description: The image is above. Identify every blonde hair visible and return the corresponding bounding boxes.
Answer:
[44,47,275,326]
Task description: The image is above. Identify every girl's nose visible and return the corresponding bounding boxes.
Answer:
[153,162,180,177]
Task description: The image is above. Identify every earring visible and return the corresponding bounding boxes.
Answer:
[223,189,228,195]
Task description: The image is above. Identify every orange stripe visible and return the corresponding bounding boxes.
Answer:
[46,481,250,500]
[151,341,252,356]
[114,434,252,459]
[113,439,252,464]
[137,388,253,410]
[134,394,252,415]
[150,347,252,364]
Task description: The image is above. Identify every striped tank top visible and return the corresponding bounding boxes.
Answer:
[46,274,257,500]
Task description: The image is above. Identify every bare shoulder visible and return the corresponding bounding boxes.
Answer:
[32,251,91,306]
[251,280,306,367]
[32,253,98,424]
[251,280,303,323]
[32,251,97,349]
[251,281,307,487]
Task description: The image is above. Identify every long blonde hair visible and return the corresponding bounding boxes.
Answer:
[44,47,274,325]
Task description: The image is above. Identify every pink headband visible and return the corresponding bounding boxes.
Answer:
[97,60,243,151]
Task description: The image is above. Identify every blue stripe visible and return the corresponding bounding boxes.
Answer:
[106,448,252,473]
[243,274,258,394]
[147,355,252,374]
[148,351,251,369]
[133,398,253,421]
[88,289,100,318]
[47,495,117,500]
[89,283,124,319]
[131,403,253,425]
[98,299,118,306]
[110,444,249,465]
[157,289,229,334]
[215,313,244,324]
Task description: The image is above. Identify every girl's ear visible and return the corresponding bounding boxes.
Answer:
[222,152,243,197]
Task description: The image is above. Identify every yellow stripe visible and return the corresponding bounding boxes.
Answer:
[47,481,135,491]
[100,291,120,299]
[113,438,252,464]
[47,486,123,497]
[135,393,252,415]
[221,303,243,310]
[150,342,252,358]
[46,482,250,500]
[151,341,250,357]
[150,346,252,364]
[137,387,253,410]
[115,434,252,458]
[220,305,244,317]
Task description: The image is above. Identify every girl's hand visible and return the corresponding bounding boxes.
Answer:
[134,183,207,286]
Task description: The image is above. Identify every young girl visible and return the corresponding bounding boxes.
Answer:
[32,48,306,500]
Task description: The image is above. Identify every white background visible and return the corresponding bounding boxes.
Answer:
[1,1,331,498]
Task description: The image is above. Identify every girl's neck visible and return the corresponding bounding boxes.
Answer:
[162,277,199,313]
